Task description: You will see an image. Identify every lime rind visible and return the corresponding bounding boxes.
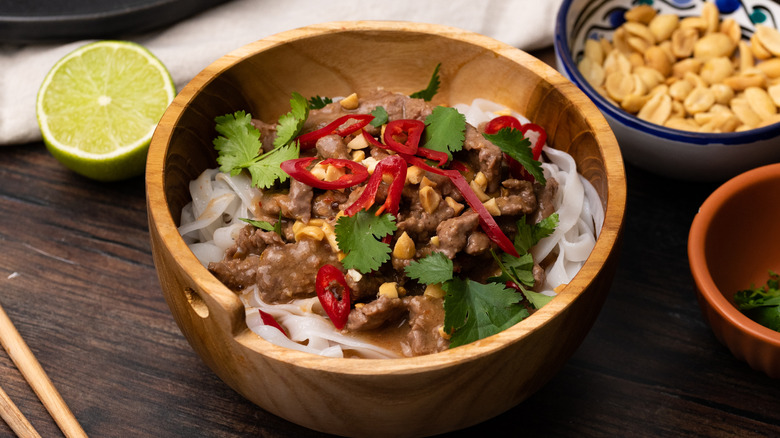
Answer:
[36,40,176,181]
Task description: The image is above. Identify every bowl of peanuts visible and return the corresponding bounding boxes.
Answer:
[555,0,780,181]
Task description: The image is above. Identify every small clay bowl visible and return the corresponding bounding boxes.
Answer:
[689,163,780,378]
[146,21,627,437]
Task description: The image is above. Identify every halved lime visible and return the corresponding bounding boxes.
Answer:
[36,40,175,182]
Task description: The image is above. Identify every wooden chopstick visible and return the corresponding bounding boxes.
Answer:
[0,302,87,438]
[0,383,41,438]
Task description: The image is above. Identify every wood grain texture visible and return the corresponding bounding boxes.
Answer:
[0,304,85,437]
[1,44,779,438]
[146,21,626,437]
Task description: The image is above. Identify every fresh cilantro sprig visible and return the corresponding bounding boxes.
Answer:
[213,111,300,189]
[483,128,546,184]
[423,106,466,160]
[274,92,309,148]
[307,95,333,110]
[370,106,389,127]
[443,278,529,348]
[410,63,441,101]
[335,207,397,274]
[405,252,454,285]
[490,214,559,309]
[735,271,780,332]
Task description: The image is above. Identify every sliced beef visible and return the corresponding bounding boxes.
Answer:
[436,210,480,259]
[346,295,407,331]
[533,177,559,223]
[276,178,313,222]
[210,238,339,304]
[402,296,449,356]
[315,134,350,159]
[465,232,492,256]
[463,124,504,193]
[495,179,537,216]
[312,190,349,218]
[226,226,283,259]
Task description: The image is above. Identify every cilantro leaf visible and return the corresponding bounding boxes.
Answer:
[240,211,283,237]
[423,106,465,160]
[410,63,441,101]
[307,95,333,110]
[248,143,300,189]
[240,218,275,232]
[514,214,559,254]
[443,278,529,348]
[370,106,389,127]
[335,208,397,273]
[214,111,264,175]
[483,128,546,184]
[735,271,780,332]
[404,252,454,285]
[274,92,309,148]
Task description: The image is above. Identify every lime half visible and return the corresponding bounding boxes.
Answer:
[36,40,175,182]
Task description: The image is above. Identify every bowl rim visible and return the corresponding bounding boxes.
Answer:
[688,162,780,347]
[554,0,780,146]
[147,20,627,373]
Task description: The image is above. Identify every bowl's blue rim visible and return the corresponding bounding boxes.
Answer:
[554,0,780,147]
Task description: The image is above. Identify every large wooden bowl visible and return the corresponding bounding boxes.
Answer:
[146,21,626,437]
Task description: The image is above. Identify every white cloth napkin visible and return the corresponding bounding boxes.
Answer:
[0,0,562,145]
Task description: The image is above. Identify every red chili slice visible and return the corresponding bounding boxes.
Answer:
[484,115,522,134]
[315,264,351,330]
[343,155,407,217]
[416,146,449,167]
[401,154,519,257]
[383,119,425,155]
[258,309,287,336]
[280,157,369,190]
[296,114,374,149]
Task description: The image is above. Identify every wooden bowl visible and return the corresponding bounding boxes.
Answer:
[689,163,780,379]
[146,21,626,437]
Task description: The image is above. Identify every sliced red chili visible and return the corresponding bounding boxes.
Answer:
[383,119,425,155]
[484,115,522,134]
[343,155,407,217]
[296,114,374,149]
[402,155,519,257]
[315,264,351,330]
[416,146,449,167]
[521,123,547,161]
[280,157,369,190]
[258,309,287,336]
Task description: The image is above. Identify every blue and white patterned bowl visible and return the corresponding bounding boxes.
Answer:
[555,0,780,181]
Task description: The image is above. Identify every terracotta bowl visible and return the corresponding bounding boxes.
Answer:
[146,21,626,437]
[689,163,780,379]
[555,0,780,181]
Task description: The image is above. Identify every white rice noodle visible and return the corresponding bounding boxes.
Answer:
[242,287,398,359]
[179,98,604,357]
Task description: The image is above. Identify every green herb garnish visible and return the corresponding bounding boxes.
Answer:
[735,271,780,332]
[422,106,466,160]
[335,207,397,274]
[483,128,546,185]
[213,110,300,189]
[307,95,333,110]
[410,63,441,101]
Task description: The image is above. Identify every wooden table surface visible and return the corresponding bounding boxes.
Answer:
[1,46,779,438]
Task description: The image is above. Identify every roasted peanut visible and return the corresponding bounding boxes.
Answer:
[756,25,780,56]
[419,186,442,214]
[649,14,679,42]
[693,33,736,60]
[638,92,672,125]
[625,4,656,24]
[393,232,416,259]
[744,86,778,120]
[700,56,734,85]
